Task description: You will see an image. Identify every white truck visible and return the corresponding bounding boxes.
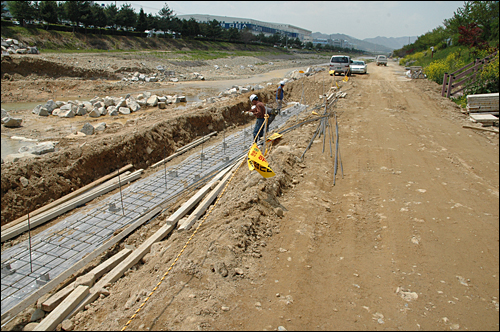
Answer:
[376,55,387,66]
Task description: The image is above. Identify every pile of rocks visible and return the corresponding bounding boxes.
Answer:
[31,92,188,119]
[120,70,206,84]
[1,37,39,55]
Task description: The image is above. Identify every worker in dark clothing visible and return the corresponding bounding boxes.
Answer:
[244,94,267,141]
[276,81,285,114]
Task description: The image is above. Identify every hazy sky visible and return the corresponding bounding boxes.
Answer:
[97,1,465,40]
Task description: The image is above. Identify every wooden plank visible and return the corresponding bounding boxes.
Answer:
[469,113,499,122]
[463,125,499,133]
[33,286,89,331]
[1,170,143,242]
[2,164,133,231]
[178,171,233,231]
[467,92,499,99]
[66,222,177,320]
[0,207,162,326]
[41,248,132,312]
[165,163,234,225]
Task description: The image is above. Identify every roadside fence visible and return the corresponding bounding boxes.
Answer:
[441,50,498,98]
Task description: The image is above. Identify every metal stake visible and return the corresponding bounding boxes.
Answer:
[27,212,33,273]
[328,115,334,158]
[322,118,327,154]
[333,113,340,186]
[263,116,268,155]
[336,116,344,178]
[300,120,322,161]
[164,146,167,190]
[117,169,125,216]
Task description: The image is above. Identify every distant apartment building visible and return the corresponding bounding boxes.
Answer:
[312,38,328,46]
[177,14,311,42]
[326,38,355,49]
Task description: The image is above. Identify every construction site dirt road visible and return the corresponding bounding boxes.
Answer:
[1,55,499,331]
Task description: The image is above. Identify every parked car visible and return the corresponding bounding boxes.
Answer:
[329,55,352,76]
[350,60,367,74]
[376,55,387,66]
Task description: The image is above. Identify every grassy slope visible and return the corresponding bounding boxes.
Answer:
[1,25,365,62]
[0,25,291,56]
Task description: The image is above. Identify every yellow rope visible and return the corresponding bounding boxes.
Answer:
[252,114,269,145]
[121,157,247,331]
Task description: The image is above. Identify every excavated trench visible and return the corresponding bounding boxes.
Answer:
[0,89,278,226]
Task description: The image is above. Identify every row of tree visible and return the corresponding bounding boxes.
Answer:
[2,1,365,52]
[3,1,300,45]
[394,1,499,57]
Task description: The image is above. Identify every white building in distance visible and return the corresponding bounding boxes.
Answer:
[177,14,311,42]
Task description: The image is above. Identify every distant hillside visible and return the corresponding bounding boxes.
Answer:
[363,36,418,50]
[311,32,392,53]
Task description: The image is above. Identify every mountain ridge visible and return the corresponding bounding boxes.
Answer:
[363,36,418,50]
[311,32,418,53]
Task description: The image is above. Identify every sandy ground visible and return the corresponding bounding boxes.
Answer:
[1,55,499,331]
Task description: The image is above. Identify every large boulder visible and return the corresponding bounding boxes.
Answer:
[1,108,8,123]
[75,105,87,116]
[146,95,158,107]
[44,100,56,114]
[103,96,115,107]
[38,107,49,116]
[80,123,94,135]
[32,104,43,115]
[118,107,131,115]
[115,98,127,108]
[88,108,101,118]
[107,106,118,116]
[3,117,22,127]
[58,109,75,118]
[126,99,141,112]
[60,104,76,113]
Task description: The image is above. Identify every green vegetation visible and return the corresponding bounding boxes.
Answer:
[2,1,368,54]
[393,1,498,107]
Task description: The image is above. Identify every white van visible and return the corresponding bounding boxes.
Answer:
[329,55,352,76]
[376,55,387,66]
